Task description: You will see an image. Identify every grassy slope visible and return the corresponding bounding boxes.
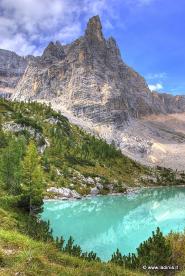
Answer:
[0,229,145,276]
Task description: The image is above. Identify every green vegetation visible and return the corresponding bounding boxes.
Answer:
[0,229,145,276]
[0,98,185,275]
[111,227,172,270]
[110,228,185,275]
[55,236,101,262]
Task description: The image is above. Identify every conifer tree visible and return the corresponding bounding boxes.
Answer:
[19,140,44,215]
[111,227,172,270]
[111,249,123,266]
[136,227,172,266]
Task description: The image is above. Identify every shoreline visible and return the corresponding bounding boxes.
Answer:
[44,184,185,202]
[44,187,139,202]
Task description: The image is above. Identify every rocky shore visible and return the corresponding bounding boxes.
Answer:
[45,184,185,201]
[45,186,140,201]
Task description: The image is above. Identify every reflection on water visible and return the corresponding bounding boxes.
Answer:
[41,187,185,260]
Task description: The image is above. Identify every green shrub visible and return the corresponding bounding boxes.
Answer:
[111,227,172,270]
[21,217,53,242]
[55,236,101,262]
[136,227,172,267]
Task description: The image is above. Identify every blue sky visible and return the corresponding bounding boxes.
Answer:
[0,0,184,94]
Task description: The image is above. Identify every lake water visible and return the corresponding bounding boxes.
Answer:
[41,187,185,261]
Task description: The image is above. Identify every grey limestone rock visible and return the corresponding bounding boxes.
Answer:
[0,49,34,95]
[47,187,81,199]
[42,41,66,61]
[90,187,99,196]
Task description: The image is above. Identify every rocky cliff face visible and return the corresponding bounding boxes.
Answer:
[12,15,185,128]
[0,49,31,95]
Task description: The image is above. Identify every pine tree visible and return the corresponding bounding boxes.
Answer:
[111,249,123,266]
[19,140,44,215]
[136,227,172,266]
[64,236,74,254]
[111,227,172,270]
[59,236,65,250]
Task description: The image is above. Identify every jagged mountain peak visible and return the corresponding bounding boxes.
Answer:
[42,40,65,60]
[85,15,104,42]
[86,15,102,33]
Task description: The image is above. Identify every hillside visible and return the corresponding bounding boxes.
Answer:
[1,98,184,200]
[0,98,148,196]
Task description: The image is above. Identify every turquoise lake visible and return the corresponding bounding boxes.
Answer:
[41,187,185,261]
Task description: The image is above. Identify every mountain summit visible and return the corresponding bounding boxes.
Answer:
[2,15,185,169]
[42,41,65,60]
[85,15,104,41]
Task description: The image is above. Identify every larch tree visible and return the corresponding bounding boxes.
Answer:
[0,137,25,194]
[20,140,44,215]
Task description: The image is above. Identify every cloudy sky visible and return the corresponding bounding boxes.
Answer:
[0,0,184,94]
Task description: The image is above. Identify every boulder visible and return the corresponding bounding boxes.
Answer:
[95,177,101,183]
[86,177,95,185]
[96,183,103,190]
[71,190,81,199]
[90,187,99,196]
[47,187,81,199]
[107,184,114,192]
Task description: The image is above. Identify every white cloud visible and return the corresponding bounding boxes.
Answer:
[0,0,113,56]
[0,33,41,56]
[148,83,163,91]
[0,0,158,56]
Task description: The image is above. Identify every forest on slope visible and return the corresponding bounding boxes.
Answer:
[1,99,183,198]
